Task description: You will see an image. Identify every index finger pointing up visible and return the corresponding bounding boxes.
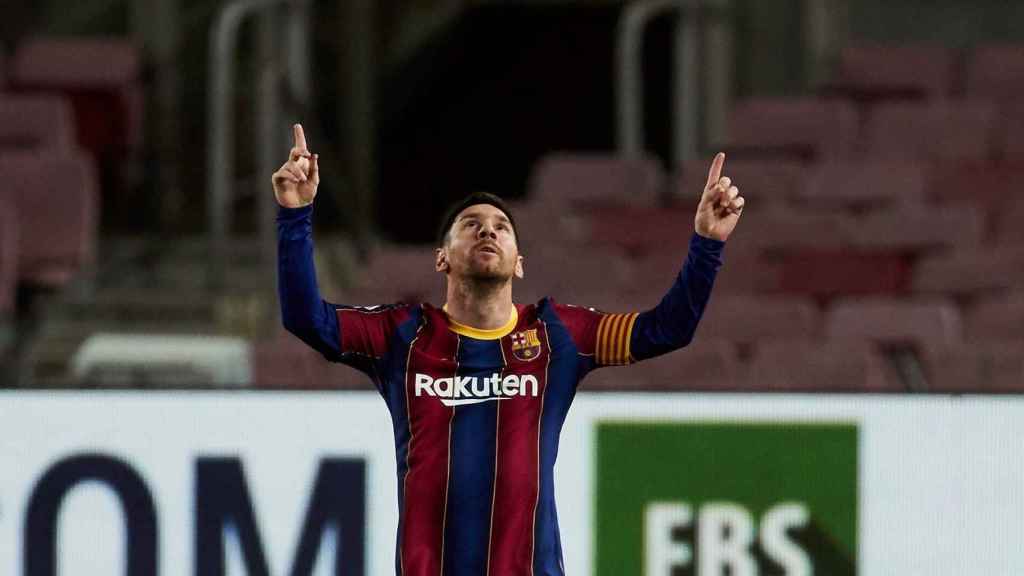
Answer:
[706,152,725,188]
[293,123,308,152]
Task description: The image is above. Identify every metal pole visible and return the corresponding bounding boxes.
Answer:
[207,0,291,289]
[673,0,699,166]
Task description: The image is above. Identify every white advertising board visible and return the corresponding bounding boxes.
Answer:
[2,392,1024,575]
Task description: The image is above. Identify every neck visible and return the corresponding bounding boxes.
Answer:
[443,275,515,330]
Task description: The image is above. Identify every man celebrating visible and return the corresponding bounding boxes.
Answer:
[275,124,743,575]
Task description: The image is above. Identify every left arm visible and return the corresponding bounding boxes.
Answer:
[632,151,743,360]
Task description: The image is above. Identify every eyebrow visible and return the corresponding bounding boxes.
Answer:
[457,212,511,225]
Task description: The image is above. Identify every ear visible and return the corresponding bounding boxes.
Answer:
[514,254,524,279]
[435,247,449,273]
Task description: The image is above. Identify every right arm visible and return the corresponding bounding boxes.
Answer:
[273,123,340,358]
[277,203,341,359]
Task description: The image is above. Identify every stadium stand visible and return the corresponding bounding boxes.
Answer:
[912,246,1024,298]
[861,101,997,161]
[8,37,142,155]
[0,207,16,317]
[700,294,821,343]
[724,97,860,159]
[0,151,98,288]
[964,293,1024,342]
[823,43,958,101]
[0,94,78,150]
[966,43,1024,102]
[922,341,1024,392]
[825,297,963,348]
[525,153,664,209]
[745,340,902,392]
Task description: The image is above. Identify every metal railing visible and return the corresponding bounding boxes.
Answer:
[207,0,312,288]
[616,0,731,166]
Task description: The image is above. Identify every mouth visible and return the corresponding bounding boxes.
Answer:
[476,244,500,255]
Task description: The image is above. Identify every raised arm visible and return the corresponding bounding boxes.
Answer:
[631,152,744,360]
[273,124,340,359]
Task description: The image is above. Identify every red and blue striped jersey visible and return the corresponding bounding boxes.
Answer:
[278,205,724,575]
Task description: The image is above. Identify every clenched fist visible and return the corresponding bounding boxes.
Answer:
[694,152,745,242]
[272,124,320,208]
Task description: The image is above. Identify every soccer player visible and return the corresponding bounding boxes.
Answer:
[275,124,744,575]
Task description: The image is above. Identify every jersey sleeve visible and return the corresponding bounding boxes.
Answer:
[552,303,639,369]
[278,204,411,385]
[555,232,725,375]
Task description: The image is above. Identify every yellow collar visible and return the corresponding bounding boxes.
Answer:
[442,304,518,340]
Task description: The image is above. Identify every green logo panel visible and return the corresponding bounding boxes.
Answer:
[596,421,858,575]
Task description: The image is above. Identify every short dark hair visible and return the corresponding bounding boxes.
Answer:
[437,192,520,248]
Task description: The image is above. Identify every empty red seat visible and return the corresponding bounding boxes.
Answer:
[674,157,803,206]
[725,97,859,159]
[827,43,958,100]
[995,196,1024,244]
[926,162,1024,219]
[526,153,664,209]
[0,94,77,150]
[922,342,1024,392]
[0,151,98,287]
[700,294,821,342]
[746,339,902,392]
[731,207,853,251]
[862,102,997,161]
[845,203,984,252]
[583,339,741,391]
[912,246,1024,297]
[346,244,445,305]
[825,297,962,347]
[798,161,926,209]
[998,105,1024,161]
[9,37,143,154]
[520,243,635,305]
[0,206,16,315]
[584,205,695,255]
[967,43,1024,101]
[964,293,1024,341]
[771,249,911,298]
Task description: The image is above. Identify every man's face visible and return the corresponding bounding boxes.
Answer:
[437,203,523,282]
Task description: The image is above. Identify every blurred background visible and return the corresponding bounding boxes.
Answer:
[3,2,1024,574]
[2,0,1023,391]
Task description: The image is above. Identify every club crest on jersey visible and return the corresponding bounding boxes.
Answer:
[510,329,542,361]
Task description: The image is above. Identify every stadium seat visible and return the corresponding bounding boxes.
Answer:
[699,294,821,342]
[674,157,804,206]
[771,248,911,298]
[964,293,1024,341]
[9,37,143,154]
[862,101,997,162]
[966,43,1024,101]
[825,43,958,101]
[845,203,984,252]
[0,151,99,287]
[584,204,695,255]
[526,152,664,209]
[631,240,779,295]
[583,339,741,391]
[798,161,927,209]
[911,246,1024,297]
[346,245,445,306]
[724,97,860,159]
[745,340,902,392]
[998,104,1024,161]
[825,297,963,347]
[520,243,635,305]
[729,207,853,251]
[252,329,370,389]
[0,94,78,150]
[995,196,1024,244]
[921,342,1024,392]
[926,162,1024,222]
[0,206,16,316]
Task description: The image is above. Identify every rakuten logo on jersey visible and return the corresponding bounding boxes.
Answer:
[414,373,539,407]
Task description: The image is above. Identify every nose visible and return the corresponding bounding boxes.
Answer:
[477,223,497,240]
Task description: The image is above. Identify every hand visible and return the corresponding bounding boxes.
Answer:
[272,124,320,208]
[694,152,744,241]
